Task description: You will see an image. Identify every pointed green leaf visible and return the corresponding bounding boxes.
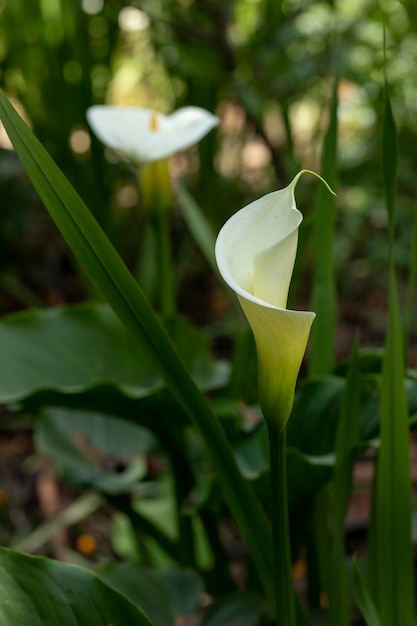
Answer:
[0,548,156,625]
[0,303,229,403]
[368,270,414,624]
[99,563,203,626]
[352,556,382,626]
[309,77,338,375]
[382,78,397,242]
[405,199,417,348]
[368,50,414,623]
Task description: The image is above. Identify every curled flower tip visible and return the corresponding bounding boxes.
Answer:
[149,111,158,132]
[296,168,337,197]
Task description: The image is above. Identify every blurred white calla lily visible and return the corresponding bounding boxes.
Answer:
[87,104,219,314]
[86,105,219,164]
[216,171,332,429]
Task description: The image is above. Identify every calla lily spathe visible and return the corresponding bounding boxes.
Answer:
[86,105,219,164]
[216,171,319,429]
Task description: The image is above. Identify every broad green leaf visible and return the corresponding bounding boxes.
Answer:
[163,315,229,390]
[352,556,382,626]
[232,420,333,512]
[233,421,334,477]
[288,377,344,455]
[368,270,414,624]
[35,408,153,493]
[309,77,338,375]
[286,449,333,512]
[228,327,259,405]
[0,90,275,603]
[0,303,229,406]
[99,563,203,626]
[0,547,155,625]
[233,422,269,480]
[24,385,188,435]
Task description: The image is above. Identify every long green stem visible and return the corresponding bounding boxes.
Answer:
[268,425,296,625]
[135,221,157,303]
[155,203,175,314]
[140,159,175,314]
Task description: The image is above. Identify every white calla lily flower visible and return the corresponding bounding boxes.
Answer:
[216,171,331,429]
[86,105,219,164]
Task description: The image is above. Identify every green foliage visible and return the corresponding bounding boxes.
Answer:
[201,593,268,626]
[329,339,361,626]
[0,2,417,625]
[366,68,415,625]
[0,547,156,625]
[36,409,153,494]
[368,269,414,624]
[309,77,339,376]
[0,302,228,406]
[99,564,204,626]
[352,556,382,626]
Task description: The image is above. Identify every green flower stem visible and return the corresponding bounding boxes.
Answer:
[268,424,296,625]
[140,159,175,314]
[154,202,175,314]
[135,221,157,303]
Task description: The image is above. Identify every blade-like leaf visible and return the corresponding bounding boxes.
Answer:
[367,54,415,624]
[99,563,204,626]
[176,184,217,273]
[0,548,156,626]
[309,77,338,375]
[368,269,414,624]
[404,199,417,348]
[352,556,382,626]
[382,78,397,244]
[0,90,274,604]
